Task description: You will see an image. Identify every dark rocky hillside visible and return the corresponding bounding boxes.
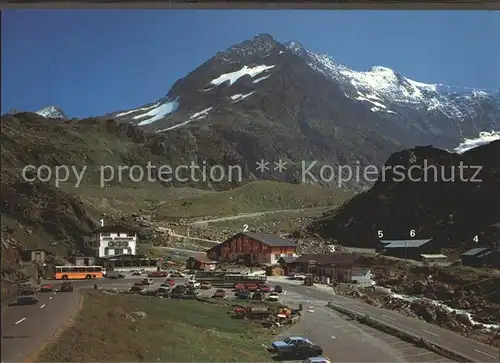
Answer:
[306,140,500,250]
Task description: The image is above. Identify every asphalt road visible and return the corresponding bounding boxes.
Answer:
[0,276,155,363]
[278,290,409,362]
[274,278,499,363]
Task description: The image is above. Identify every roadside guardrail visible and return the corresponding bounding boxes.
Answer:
[326,301,475,363]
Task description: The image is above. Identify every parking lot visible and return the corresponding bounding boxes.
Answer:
[99,276,458,362]
[278,289,458,363]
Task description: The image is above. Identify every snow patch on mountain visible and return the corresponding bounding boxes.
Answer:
[230,91,256,103]
[253,74,272,84]
[355,91,396,114]
[190,107,212,120]
[453,131,500,154]
[156,116,206,133]
[116,102,161,118]
[35,105,68,119]
[134,99,179,126]
[155,106,213,133]
[209,64,275,86]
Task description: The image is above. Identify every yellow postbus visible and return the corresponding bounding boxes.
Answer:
[54,265,104,280]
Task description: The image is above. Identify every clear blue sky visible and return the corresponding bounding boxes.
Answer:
[2,10,499,118]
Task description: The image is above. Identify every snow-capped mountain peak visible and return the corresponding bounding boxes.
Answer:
[110,34,498,147]
[284,40,498,124]
[35,105,68,120]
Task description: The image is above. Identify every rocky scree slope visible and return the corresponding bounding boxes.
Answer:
[107,34,499,193]
[305,140,500,250]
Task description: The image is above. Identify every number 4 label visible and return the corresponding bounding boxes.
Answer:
[473,235,479,243]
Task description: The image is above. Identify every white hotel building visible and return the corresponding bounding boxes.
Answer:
[86,220,138,258]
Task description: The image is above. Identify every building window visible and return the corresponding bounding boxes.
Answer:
[274,254,280,260]
[104,247,110,256]
[127,232,135,237]
[101,232,110,237]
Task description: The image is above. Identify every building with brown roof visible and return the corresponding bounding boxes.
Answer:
[186,254,219,271]
[206,232,298,265]
[283,252,374,285]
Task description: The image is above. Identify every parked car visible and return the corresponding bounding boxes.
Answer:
[259,284,271,293]
[267,292,280,302]
[233,283,246,292]
[106,271,125,279]
[252,291,264,301]
[272,342,323,359]
[130,270,143,276]
[245,283,259,292]
[39,283,54,292]
[170,271,185,277]
[60,281,74,292]
[130,284,145,293]
[200,281,212,290]
[236,291,251,300]
[274,285,283,293]
[157,284,171,295]
[269,337,322,359]
[186,280,200,289]
[148,270,168,278]
[164,278,176,287]
[142,278,154,285]
[271,336,312,349]
[292,273,306,281]
[303,356,332,363]
[17,289,38,305]
[212,289,226,298]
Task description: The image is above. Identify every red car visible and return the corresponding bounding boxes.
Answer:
[245,283,259,292]
[40,283,54,292]
[213,289,227,298]
[164,278,175,287]
[259,284,271,293]
[148,271,168,278]
[234,283,245,292]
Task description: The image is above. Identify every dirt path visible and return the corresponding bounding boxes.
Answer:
[169,233,219,244]
[189,206,333,225]
[156,246,207,254]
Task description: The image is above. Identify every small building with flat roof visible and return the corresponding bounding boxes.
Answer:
[461,247,499,268]
[420,254,450,266]
[379,239,438,260]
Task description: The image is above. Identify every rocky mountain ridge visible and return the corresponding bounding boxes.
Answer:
[109,34,499,149]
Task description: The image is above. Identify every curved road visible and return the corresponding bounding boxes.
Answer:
[1,278,142,363]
